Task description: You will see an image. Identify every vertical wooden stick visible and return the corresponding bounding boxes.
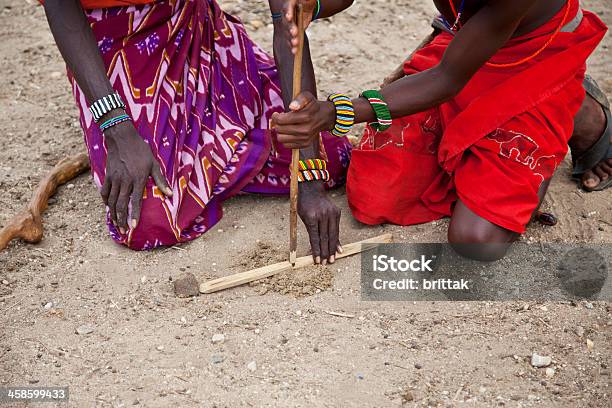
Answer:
[289,5,305,266]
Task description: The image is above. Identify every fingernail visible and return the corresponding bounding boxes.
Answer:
[289,101,299,110]
[131,219,138,229]
[119,227,125,234]
[315,256,320,264]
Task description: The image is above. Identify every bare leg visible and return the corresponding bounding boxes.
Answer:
[448,180,550,261]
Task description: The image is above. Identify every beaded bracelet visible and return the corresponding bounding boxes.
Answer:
[271,11,282,20]
[298,159,327,171]
[360,90,392,131]
[327,93,355,137]
[313,0,321,20]
[99,113,132,133]
[89,92,125,123]
[298,169,330,183]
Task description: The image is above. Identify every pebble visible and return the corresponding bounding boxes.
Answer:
[210,354,224,364]
[156,345,164,351]
[1,280,8,285]
[356,373,364,380]
[247,361,257,372]
[545,368,555,378]
[250,20,264,29]
[531,353,552,368]
[585,302,594,309]
[173,272,200,298]
[75,324,95,335]
[414,362,423,369]
[211,333,225,344]
[402,390,414,402]
[575,326,585,337]
[43,302,53,310]
[586,339,594,352]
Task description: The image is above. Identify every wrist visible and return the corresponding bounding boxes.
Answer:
[103,120,135,144]
[319,101,336,131]
[299,179,325,194]
[99,107,127,123]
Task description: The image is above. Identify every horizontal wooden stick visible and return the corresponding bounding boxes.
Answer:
[200,233,393,294]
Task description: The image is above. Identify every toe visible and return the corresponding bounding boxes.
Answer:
[594,164,609,181]
[581,169,600,190]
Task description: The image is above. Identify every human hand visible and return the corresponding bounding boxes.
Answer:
[298,182,342,264]
[271,91,336,149]
[282,0,317,54]
[101,120,172,233]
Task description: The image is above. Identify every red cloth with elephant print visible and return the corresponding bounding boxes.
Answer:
[347,0,607,233]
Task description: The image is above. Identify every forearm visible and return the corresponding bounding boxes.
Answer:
[272,16,320,161]
[44,0,114,104]
[353,65,461,124]
[316,0,354,19]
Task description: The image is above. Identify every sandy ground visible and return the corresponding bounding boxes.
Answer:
[0,0,611,406]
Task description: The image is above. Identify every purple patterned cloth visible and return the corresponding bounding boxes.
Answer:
[70,0,352,250]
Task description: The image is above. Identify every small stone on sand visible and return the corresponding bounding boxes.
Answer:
[173,272,200,298]
[75,324,94,335]
[210,354,224,364]
[531,353,552,368]
[586,339,594,352]
[211,333,225,344]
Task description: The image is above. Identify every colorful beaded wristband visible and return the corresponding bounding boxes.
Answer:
[313,0,321,20]
[99,114,132,133]
[89,92,125,123]
[298,169,330,183]
[360,90,392,131]
[327,93,354,137]
[298,159,327,171]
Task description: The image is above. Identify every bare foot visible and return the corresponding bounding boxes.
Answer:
[569,94,611,191]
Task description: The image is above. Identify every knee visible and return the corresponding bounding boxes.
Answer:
[447,223,512,262]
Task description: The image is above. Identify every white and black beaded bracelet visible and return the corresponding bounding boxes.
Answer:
[89,93,125,123]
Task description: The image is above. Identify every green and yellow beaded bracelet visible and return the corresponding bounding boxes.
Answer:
[296,159,329,183]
